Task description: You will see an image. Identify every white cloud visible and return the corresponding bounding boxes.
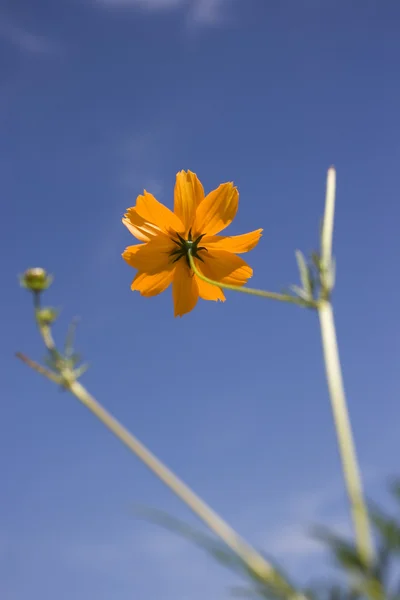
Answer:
[60,481,353,597]
[263,516,351,562]
[84,129,165,276]
[96,0,185,8]
[188,0,231,25]
[3,471,388,599]
[62,527,232,600]
[92,0,234,27]
[0,16,54,54]
[118,131,164,195]
[253,470,390,571]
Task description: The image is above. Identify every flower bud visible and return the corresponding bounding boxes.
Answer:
[20,268,53,292]
[36,307,58,325]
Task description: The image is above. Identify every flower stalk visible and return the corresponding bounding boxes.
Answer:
[188,251,316,307]
[317,167,374,565]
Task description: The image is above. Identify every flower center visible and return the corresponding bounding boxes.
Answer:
[169,229,208,268]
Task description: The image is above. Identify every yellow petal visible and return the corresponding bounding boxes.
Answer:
[194,259,225,301]
[199,249,253,286]
[122,235,175,274]
[193,182,238,236]
[173,260,199,317]
[174,170,205,232]
[122,243,145,259]
[131,269,174,297]
[202,229,263,254]
[136,191,184,234]
[123,210,161,242]
[195,275,225,301]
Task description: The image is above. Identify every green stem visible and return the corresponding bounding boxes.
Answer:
[188,252,315,307]
[317,167,374,564]
[318,300,374,564]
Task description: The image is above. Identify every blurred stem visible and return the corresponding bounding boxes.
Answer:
[18,297,306,599]
[188,252,315,308]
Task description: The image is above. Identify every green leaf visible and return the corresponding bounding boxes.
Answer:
[295,250,313,298]
[290,284,312,302]
[64,318,79,357]
[389,479,400,506]
[371,509,400,553]
[311,527,370,574]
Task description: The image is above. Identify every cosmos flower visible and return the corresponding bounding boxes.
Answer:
[122,170,262,317]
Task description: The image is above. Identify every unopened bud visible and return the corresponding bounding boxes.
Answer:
[20,268,53,292]
[36,307,58,325]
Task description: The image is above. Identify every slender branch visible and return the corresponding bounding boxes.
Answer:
[188,252,315,307]
[19,301,304,599]
[15,352,61,385]
[40,323,57,352]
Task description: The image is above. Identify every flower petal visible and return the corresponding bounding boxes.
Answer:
[131,269,174,297]
[136,191,184,234]
[193,182,238,236]
[174,170,205,232]
[203,229,263,254]
[199,250,253,286]
[195,275,226,302]
[123,210,161,242]
[122,236,175,274]
[194,258,225,302]
[173,260,199,317]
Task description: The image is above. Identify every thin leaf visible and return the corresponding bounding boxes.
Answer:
[311,527,370,574]
[64,317,79,358]
[390,479,400,506]
[290,284,312,302]
[295,250,312,297]
[371,509,400,553]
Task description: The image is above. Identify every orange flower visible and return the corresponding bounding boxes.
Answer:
[122,170,262,317]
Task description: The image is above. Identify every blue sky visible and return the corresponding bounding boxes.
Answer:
[1,0,400,598]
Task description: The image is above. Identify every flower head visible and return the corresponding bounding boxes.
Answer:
[122,171,262,317]
[20,268,53,293]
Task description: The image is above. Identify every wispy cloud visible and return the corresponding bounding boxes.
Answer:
[58,481,353,595]
[95,0,185,8]
[255,468,389,573]
[2,471,391,599]
[188,0,233,26]
[118,131,164,196]
[251,481,348,567]
[92,0,235,27]
[0,16,55,55]
[85,129,165,275]
[62,526,232,600]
